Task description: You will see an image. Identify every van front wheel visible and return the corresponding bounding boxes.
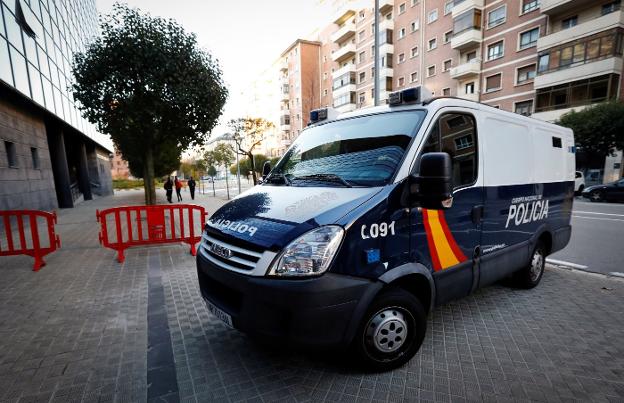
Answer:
[353,288,426,371]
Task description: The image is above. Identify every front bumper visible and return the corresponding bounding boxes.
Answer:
[196,250,379,347]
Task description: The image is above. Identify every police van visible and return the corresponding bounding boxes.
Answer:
[197,87,574,370]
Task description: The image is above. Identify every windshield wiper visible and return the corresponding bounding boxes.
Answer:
[291,173,353,187]
[265,173,291,186]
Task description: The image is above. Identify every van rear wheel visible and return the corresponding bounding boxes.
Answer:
[513,241,545,289]
[353,288,426,371]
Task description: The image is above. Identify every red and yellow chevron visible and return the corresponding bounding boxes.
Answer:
[422,209,467,271]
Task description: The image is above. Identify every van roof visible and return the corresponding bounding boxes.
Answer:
[315,97,570,133]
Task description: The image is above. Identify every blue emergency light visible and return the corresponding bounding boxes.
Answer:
[309,107,339,125]
[388,86,434,106]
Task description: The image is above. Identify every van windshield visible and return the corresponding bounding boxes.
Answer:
[266,110,426,187]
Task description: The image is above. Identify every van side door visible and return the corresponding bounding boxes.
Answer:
[409,109,484,305]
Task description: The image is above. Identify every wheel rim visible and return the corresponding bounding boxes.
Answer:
[529,248,544,282]
[591,191,601,201]
[366,307,409,354]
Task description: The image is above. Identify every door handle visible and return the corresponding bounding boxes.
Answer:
[471,205,484,224]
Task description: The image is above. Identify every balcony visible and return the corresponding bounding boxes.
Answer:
[333,9,355,25]
[537,11,624,52]
[379,0,393,14]
[280,123,291,131]
[452,0,484,18]
[379,19,393,32]
[535,30,623,89]
[451,28,482,50]
[380,66,394,77]
[332,21,356,43]
[541,0,594,15]
[333,83,357,96]
[458,92,479,102]
[280,91,289,102]
[379,42,394,55]
[281,139,292,148]
[332,63,356,79]
[332,43,356,63]
[450,59,481,79]
[279,59,288,72]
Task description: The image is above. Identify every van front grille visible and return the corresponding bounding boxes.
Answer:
[201,234,262,272]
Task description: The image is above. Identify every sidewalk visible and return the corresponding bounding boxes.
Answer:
[1,189,624,403]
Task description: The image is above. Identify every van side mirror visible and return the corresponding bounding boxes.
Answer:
[410,152,453,209]
[262,161,271,180]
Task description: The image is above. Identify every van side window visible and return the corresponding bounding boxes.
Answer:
[417,112,478,189]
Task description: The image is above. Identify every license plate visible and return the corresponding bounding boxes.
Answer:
[205,299,233,328]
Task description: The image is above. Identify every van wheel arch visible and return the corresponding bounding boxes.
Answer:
[377,263,435,313]
[536,230,552,256]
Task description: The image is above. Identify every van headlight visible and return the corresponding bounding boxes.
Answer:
[267,226,344,277]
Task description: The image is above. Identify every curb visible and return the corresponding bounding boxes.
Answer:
[546,261,624,282]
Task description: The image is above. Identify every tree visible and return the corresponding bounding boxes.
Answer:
[228,117,275,185]
[557,101,624,158]
[229,154,268,176]
[212,143,234,199]
[72,4,228,204]
[127,140,180,178]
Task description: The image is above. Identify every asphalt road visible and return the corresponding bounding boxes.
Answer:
[549,197,624,275]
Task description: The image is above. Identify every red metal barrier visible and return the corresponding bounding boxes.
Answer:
[96,204,207,263]
[0,210,61,271]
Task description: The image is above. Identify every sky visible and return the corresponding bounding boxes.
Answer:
[95,0,334,141]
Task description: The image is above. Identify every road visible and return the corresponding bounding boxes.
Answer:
[549,197,624,275]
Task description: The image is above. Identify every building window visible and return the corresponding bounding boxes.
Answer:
[5,141,17,168]
[562,16,578,30]
[428,38,437,50]
[487,41,504,60]
[428,9,438,24]
[359,30,366,42]
[359,10,365,20]
[443,59,452,71]
[398,77,405,86]
[517,64,536,84]
[465,82,475,94]
[442,87,451,96]
[602,1,621,15]
[399,28,406,39]
[427,65,436,77]
[537,31,624,74]
[399,2,406,14]
[398,53,405,63]
[411,20,420,32]
[519,28,539,50]
[411,47,419,58]
[488,5,506,28]
[466,50,477,61]
[410,72,418,82]
[485,73,502,92]
[412,0,419,6]
[515,100,533,116]
[359,71,366,83]
[359,51,366,63]
[333,72,356,90]
[30,147,39,169]
[444,30,453,43]
[444,0,454,15]
[522,0,539,14]
[359,92,366,104]
[535,74,619,112]
[323,89,328,96]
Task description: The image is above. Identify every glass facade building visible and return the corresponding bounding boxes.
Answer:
[0,0,113,210]
[0,0,110,150]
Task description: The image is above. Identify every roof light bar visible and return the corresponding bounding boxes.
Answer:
[309,107,339,125]
[388,86,434,106]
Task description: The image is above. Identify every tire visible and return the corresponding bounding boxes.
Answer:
[513,241,546,289]
[352,288,426,371]
[589,190,603,202]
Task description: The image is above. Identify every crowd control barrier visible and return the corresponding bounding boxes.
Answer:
[96,204,208,263]
[0,210,61,271]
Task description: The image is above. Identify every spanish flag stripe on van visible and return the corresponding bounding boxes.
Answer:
[423,209,468,271]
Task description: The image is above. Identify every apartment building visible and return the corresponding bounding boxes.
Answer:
[271,0,623,179]
[277,39,322,155]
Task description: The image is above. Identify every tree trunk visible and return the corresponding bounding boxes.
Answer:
[225,166,230,199]
[249,152,257,185]
[143,146,156,205]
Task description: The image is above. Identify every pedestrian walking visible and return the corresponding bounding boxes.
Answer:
[175,176,183,202]
[164,177,173,203]
[187,176,196,200]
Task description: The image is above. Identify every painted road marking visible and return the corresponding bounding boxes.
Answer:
[572,215,624,222]
[575,211,624,217]
[546,258,589,270]
[609,272,624,278]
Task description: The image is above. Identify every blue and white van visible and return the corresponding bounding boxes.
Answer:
[197,87,574,370]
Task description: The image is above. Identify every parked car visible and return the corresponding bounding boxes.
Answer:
[582,178,624,202]
[574,171,585,195]
[585,169,602,187]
